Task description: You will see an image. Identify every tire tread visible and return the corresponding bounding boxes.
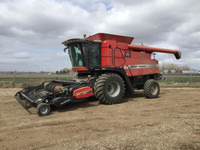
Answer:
[94,73,125,104]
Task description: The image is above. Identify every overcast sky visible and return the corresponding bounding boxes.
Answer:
[0,0,200,72]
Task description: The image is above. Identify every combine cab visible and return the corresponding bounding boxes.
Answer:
[15,33,181,116]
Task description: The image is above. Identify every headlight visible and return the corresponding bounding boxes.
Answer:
[35,98,42,103]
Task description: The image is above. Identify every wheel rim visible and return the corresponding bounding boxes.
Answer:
[106,81,120,97]
[151,84,158,95]
[40,106,48,114]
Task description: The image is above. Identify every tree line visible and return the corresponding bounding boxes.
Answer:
[159,63,191,73]
[56,68,71,74]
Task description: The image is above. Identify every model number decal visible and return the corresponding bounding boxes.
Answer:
[124,64,159,69]
[76,90,92,96]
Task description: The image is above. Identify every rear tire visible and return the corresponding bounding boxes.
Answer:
[144,79,160,98]
[37,103,50,116]
[94,73,125,104]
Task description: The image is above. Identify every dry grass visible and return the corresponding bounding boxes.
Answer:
[1,82,30,88]
[159,81,200,87]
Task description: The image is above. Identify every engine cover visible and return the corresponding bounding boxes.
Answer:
[73,87,93,99]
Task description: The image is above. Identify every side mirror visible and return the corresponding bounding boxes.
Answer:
[63,47,68,53]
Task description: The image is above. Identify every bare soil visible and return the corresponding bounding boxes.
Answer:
[0,88,200,150]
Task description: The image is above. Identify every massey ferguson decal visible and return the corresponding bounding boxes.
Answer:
[124,51,131,58]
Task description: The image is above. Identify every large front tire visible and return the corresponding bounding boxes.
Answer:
[144,79,160,98]
[94,73,125,104]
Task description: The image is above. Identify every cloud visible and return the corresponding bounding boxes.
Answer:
[0,0,199,71]
[107,0,200,70]
[12,52,31,59]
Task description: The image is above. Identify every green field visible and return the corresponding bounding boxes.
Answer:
[0,73,200,88]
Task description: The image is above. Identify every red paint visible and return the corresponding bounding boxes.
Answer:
[125,68,160,77]
[72,67,87,71]
[87,33,180,77]
[73,87,93,99]
[72,33,181,78]
[128,45,180,54]
[87,33,134,44]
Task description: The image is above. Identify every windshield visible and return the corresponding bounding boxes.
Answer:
[68,43,83,67]
[68,42,100,68]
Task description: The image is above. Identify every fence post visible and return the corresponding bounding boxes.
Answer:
[165,76,168,88]
[13,72,16,88]
[189,73,192,87]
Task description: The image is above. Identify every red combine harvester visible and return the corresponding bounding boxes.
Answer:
[15,33,181,116]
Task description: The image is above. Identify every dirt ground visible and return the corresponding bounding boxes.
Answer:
[0,88,200,150]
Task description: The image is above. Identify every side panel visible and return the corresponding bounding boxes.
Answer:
[101,40,130,68]
[101,40,113,67]
[123,51,159,77]
[100,40,159,77]
[73,87,93,99]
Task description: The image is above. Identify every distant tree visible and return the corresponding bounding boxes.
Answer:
[59,68,71,74]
